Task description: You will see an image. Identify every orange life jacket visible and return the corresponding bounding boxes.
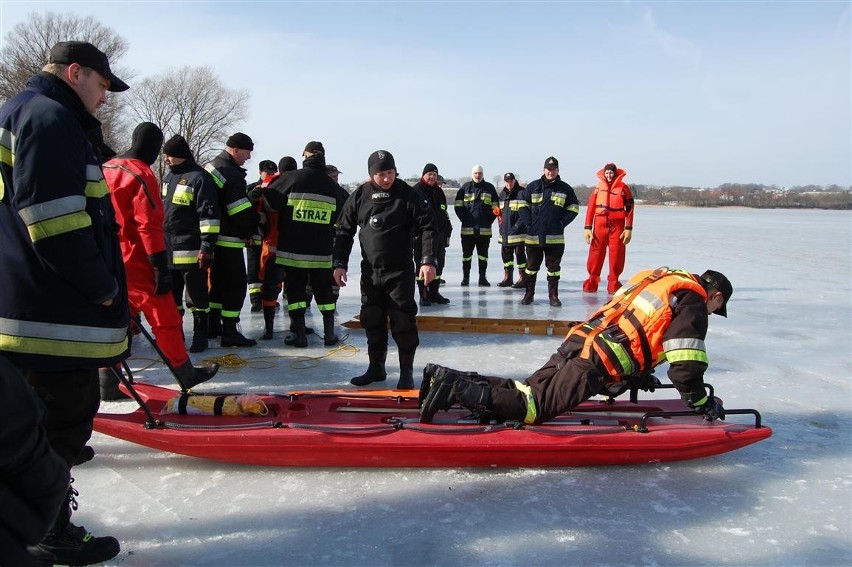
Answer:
[591,168,631,221]
[566,267,707,380]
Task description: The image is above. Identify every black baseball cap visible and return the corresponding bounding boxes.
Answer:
[543,156,559,169]
[700,270,733,317]
[504,172,516,181]
[48,41,129,92]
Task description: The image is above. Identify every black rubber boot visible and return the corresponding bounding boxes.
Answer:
[417,281,432,306]
[427,280,450,304]
[512,270,527,289]
[397,350,416,390]
[350,348,387,386]
[548,278,562,307]
[175,359,220,391]
[220,318,257,347]
[521,275,537,305]
[284,321,315,345]
[189,311,208,353]
[478,260,490,286]
[27,481,120,566]
[420,369,493,423]
[250,294,262,313]
[287,312,309,348]
[322,311,340,346]
[498,268,513,287]
[419,363,480,406]
[460,262,471,286]
[207,308,222,339]
[99,366,129,401]
[260,306,276,340]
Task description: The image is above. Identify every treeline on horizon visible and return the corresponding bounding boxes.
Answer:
[425,179,852,210]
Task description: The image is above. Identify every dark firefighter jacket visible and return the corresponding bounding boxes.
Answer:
[518,175,580,247]
[454,179,499,237]
[161,158,221,268]
[334,178,438,274]
[204,150,259,246]
[265,154,347,269]
[497,183,526,246]
[0,72,129,371]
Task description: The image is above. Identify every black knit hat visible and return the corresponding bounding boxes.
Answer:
[258,160,277,174]
[700,270,733,318]
[278,156,298,173]
[544,156,559,169]
[162,134,193,160]
[422,163,438,176]
[604,163,618,174]
[304,141,325,155]
[226,132,254,150]
[368,150,396,176]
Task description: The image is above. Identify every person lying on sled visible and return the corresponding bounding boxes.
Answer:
[420,267,732,425]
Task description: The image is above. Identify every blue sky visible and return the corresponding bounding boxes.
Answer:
[1,1,850,187]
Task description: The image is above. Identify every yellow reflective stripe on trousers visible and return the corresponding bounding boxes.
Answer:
[513,380,538,424]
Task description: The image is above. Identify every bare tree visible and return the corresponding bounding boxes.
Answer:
[124,66,250,177]
[0,11,131,149]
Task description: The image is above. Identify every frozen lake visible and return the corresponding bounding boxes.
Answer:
[84,205,851,566]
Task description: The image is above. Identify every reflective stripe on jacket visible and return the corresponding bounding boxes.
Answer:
[567,268,708,380]
[0,73,129,370]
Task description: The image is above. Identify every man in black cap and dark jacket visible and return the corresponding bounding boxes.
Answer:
[333,150,439,389]
[412,163,451,306]
[516,156,579,307]
[0,39,129,566]
[265,141,348,347]
[162,134,221,353]
[204,133,260,347]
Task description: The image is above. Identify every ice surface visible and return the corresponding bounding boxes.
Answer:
[83,207,850,566]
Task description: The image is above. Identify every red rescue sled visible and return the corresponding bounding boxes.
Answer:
[94,382,771,468]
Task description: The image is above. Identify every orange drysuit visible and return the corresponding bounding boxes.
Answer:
[104,158,190,368]
[583,167,634,293]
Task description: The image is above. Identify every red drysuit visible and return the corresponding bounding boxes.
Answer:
[104,158,189,368]
[583,166,634,293]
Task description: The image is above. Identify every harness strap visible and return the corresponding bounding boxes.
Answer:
[576,266,671,360]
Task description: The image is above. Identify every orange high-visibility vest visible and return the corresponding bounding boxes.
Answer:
[566,267,707,380]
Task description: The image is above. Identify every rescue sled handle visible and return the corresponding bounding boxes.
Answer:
[636,408,764,433]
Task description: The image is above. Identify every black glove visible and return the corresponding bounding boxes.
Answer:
[148,251,172,296]
[694,397,725,421]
